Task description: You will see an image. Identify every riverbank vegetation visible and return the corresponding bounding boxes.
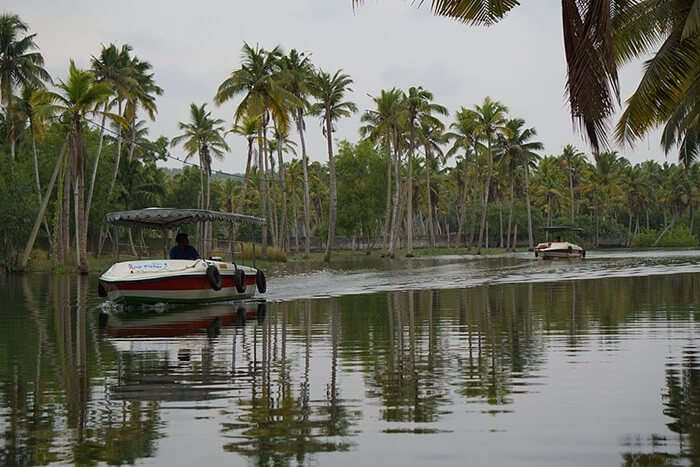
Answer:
[0,11,698,272]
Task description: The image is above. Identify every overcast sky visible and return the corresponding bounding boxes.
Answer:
[7,0,668,173]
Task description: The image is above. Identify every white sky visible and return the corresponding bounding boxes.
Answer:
[7,0,670,173]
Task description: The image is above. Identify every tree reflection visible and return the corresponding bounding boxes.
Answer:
[222,298,359,465]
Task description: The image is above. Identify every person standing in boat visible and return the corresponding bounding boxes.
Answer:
[170,233,200,260]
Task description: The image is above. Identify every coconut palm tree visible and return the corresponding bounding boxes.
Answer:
[532,156,565,230]
[230,113,260,214]
[28,61,117,273]
[446,108,482,248]
[559,144,586,220]
[171,103,229,257]
[215,43,297,255]
[309,69,357,262]
[418,119,446,247]
[280,49,315,257]
[402,86,447,256]
[360,88,404,253]
[0,13,51,162]
[351,1,668,153]
[499,118,543,249]
[16,85,53,245]
[467,97,509,254]
[269,125,297,250]
[614,0,700,166]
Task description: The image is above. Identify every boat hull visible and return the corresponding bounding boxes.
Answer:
[535,242,585,260]
[99,260,260,304]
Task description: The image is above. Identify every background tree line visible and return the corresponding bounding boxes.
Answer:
[0,11,697,271]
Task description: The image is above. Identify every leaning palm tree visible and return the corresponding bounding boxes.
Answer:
[466,97,509,253]
[214,43,297,255]
[360,88,404,253]
[171,103,230,257]
[309,69,357,262]
[16,85,52,244]
[25,61,117,273]
[0,13,51,162]
[402,86,447,256]
[280,49,315,257]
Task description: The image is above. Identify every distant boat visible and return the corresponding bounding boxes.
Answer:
[98,208,267,305]
[535,226,585,259]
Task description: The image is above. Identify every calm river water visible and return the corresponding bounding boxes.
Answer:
[1,250,700,466]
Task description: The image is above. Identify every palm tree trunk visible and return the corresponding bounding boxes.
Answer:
[108,100,123,198]
[388,134,402,257]
[30,124,52,248]
[654,210,678,246]
[425,146,436,248]
[569,162,575,220]
[18,138,69,271]
[297,112,312,258]
[74,126,89,274]
[276,132,288,253]
[499,202,504,248]
[477,137,493,254]
[237,139,253,212]
[506,177,514,250]
[258,125,268,256]
[85,106,108,224]
[324,111,336,263]
[61,148,71,263]
[457,158,469,247]
[406,124,415,256]
[524,161,534,249]
[382,130,392,253]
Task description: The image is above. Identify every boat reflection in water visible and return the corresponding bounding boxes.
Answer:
[99,301,267,402]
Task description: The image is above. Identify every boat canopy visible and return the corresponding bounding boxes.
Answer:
[105,208,266,229]
[542,226,583,232]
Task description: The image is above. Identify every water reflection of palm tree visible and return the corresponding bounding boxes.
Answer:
[222,299,358,463]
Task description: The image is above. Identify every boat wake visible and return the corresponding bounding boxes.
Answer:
[264,250,700,302]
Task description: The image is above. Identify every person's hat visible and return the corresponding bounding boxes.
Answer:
[175,233,188,243]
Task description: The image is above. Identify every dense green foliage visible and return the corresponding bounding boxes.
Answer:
[0,13,698,271]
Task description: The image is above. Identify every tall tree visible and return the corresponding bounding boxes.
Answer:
[31,61,117,273]
[230,113,260,214]
[0,13,50,162]
[402,86,447,256]
[468,97,509,254]
[214,43,297,256]
[500,118,543,249]
[309,69,357,262]
[418,119,446,247]
[360,88,404,253]
[280,49,315,257]
[560,144,585,220]
[171,103,229,257]
[446,108,482,248]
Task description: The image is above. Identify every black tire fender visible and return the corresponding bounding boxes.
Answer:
[98,281,107,298]
[234,268,246,293]
[206,265,222,291]
[256,269,267,293]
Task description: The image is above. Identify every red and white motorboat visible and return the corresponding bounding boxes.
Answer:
[99,258,264,304]
[535,226,586,259]
[97,208,267,305]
